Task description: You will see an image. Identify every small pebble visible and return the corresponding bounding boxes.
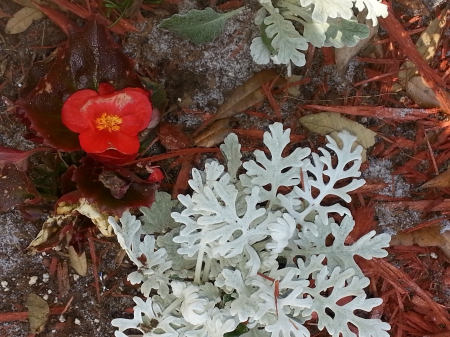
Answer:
[430,252,438,259]
[43,273,50,282]
[43,294,49,300]
[74,318,81,325]
[73,274,80,281]
[47,289,52,294]
[29,276,38,285]
[94,319,99,323]
[59,315,66,322]
[1,281,8,287]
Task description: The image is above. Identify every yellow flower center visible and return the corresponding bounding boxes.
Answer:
[95,113,122,132]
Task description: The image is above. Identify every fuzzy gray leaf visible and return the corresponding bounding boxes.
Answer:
[159,7,244,44]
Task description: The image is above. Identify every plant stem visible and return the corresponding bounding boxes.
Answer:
[162,298,183,317]
[194,246,205,284]
[202,255,212,283]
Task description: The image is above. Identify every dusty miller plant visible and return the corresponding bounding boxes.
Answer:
[110,122,391,337]
[251,0,389,75]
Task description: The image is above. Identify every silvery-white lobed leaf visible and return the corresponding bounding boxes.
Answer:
[304,267,390,337]
[266,213,297,253]
[258,250,279,273]
[251,268,312,337]
[220,133,242,183]
[109,213,143,267]
[354,0,388,25]
[172,281,209,325]
[250,37,272,65]
[294,215,390,278]
[112,122,391,337]
[243,123,310,206]
[301,0,354,22]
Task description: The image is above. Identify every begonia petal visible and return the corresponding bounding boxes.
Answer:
[105,131,141,155]
[62,86,152,157]
[62,89,98,133]
[79,129,110,153]
[82,89,152,135]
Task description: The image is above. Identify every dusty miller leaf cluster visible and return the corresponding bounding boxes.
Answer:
[251,0,389,74]
[110,122,391,337]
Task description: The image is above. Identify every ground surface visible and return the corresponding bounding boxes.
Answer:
[0,0,450,337]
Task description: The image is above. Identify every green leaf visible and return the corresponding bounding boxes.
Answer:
[224,323,249,337]
[139,191,181,234]
[324,17,370,48]
[156,228,196,272]
[140,77,168,113]
[260,22,277,54]
[158,7,244,44]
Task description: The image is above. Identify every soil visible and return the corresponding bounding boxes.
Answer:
[0,1,449,337]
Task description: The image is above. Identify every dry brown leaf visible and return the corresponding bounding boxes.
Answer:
[5,7,44,34]
[406,75,442,108]
[380,12,450,114]
[193,119,230,147]
[215,69,282,120]
[193,69,285,135]
[421,168,450,188]
[68,246,87,276]
[398,9,447,86]
[299,112,376,160]
[25,294,49,334]
[286,75,303,97]
[26,215,66,253]
[394,8,448,108]
[391,225,450,259]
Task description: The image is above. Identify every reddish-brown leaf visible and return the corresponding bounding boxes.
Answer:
[158,122,193,150]
[15,18,143,151]
[0,164,41,212]
[0,145,53,171]
[73,157,157,216]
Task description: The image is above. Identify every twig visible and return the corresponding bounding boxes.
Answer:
[424,131,439,175]
[88,236,101,302]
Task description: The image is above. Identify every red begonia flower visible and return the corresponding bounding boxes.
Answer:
[62,83,152,155]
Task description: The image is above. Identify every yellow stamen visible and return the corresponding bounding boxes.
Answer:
[95,113,122,132]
